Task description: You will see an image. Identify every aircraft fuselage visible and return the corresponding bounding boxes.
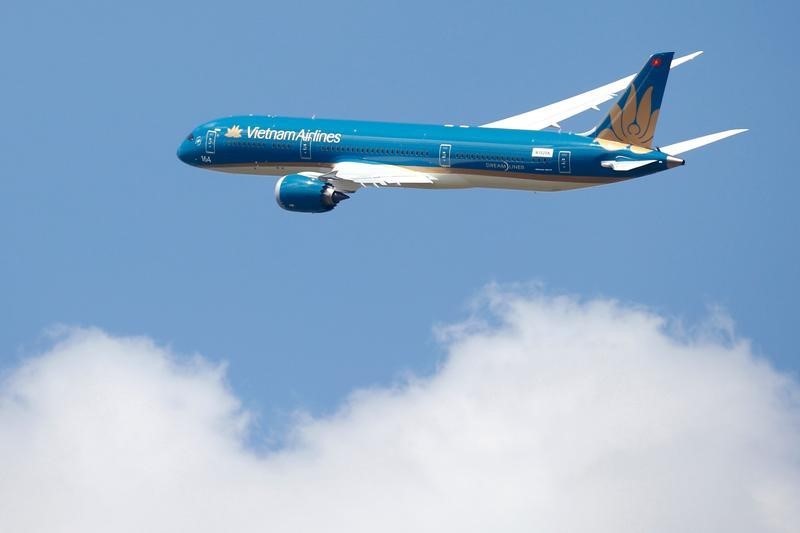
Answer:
[177,115,680,192]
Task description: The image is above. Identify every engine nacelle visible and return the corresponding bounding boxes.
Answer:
[274,174,350,213]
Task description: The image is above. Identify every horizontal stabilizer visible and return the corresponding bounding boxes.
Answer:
[601,159,658,171]
[661,129,748,155]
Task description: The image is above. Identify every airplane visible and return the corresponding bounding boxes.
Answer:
[177,51,746,213]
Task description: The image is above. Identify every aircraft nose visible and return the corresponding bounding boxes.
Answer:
[177,139,197,165]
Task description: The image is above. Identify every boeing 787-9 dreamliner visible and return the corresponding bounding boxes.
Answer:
[177,51,745,213]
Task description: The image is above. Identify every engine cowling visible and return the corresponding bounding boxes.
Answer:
[274,174,350,213]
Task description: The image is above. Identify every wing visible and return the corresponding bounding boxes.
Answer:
[317,161,436,193]
[481,51,703,131]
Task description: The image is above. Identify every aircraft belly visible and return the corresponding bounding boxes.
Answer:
[211,163,613,192]
[426,172,603,192]
[214,164,332,176]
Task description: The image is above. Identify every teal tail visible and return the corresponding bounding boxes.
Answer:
[590,52,674,149]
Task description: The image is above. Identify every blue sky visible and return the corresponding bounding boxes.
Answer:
[1,0,798,435]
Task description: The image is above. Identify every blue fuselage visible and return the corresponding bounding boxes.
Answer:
[177,115,678,192]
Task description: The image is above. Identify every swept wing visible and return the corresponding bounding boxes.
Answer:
[481,51,703,131]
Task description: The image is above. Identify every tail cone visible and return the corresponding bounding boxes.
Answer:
[332,191,350,204]
[666,155,685,168]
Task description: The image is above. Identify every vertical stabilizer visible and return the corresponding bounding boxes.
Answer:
[590,52,674,149]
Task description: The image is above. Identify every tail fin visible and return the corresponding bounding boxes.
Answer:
[590,52,674,149]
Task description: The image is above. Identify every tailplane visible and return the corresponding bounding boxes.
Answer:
[661,129,748,155]
[589,52,674,149]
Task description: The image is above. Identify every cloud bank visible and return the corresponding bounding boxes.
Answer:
[1,291,798,533]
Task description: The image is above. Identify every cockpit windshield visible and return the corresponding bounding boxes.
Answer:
[186,133,194,141]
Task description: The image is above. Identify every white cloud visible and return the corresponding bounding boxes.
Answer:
[1,291,799,533]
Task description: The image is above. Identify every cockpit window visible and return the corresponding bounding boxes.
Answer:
[186,133,194,141]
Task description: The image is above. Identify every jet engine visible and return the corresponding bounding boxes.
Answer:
[274,174,350,213]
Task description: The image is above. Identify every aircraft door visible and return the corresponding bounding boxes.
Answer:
[300,139,311,160]
[439,144,451,167]
[205,130,217,154]
[558,151,571,173]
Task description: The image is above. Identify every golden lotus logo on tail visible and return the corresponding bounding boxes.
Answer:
[596,84,658,153]
[224,125,243,138]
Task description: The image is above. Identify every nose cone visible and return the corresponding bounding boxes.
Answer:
[177,139,197,165]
